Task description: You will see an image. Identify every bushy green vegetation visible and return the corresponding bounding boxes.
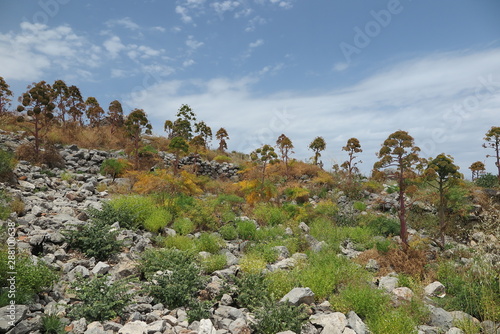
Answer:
[68,274,133,321]
[0,149,15,182]
[140,248,206,309]
[41,314,65,334]
[436,260,500,321]
[0,250,58,306]
[65,219,123,261]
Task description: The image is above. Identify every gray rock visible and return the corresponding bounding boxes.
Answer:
[273,246,290,260]
[309,312,347,334]
[424,281,446,297]
[299,222,310,233]
[0,305,29,333]
[445,328,464,334]
[84,321,110,334]
[481,320,500,334]
[228,318,250,334]
[92,262,111,276]
[118,320,148,334]
[418,325,442,334]
[71,318,88,334]
[280,287,315,306]
[378,276,398,292]
[301,322,319,334]
[68,265,90,281]
[146,320,166,334]
[198,319,217,334]
[346,311,367,334]
[365,259,379,272]
[428,306,453,331]
[276,331,296,334]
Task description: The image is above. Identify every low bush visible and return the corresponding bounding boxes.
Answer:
[140,248,205,309]
[100,158,129,180]
[68,274,132,322]
[265,270,298,300]
[0,250,58,306]
[172,217,196,235]
[65,219,123,261]
[199,254,227,274]
[219,224,238,240]
[239,253,267,274]
[195,233,224,254]
[436,260,500,321]
[366,307,418,334]
[0,190,10,220]
[475,173,499,188]
[163,235,195,251]
[332,283,390,319]
[143,208,172,233]
[252,298,307,334]
[297,249,369,300]
[41,314,65,334]
[236,219,257,240]
[367,216,400,237]
[234,273,269,311]
[253,203,288,226]
[0,149,15,182]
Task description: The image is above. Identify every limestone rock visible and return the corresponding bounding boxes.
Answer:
[280,287,315,306]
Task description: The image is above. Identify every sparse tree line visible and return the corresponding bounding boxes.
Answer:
[1,76,499,250]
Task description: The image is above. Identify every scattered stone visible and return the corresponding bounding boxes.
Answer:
[280,287,315,306]
[424,281,446,298]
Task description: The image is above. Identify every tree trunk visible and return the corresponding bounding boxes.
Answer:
[438,182,446,249]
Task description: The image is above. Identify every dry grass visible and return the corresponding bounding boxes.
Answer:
[356,246,433,281]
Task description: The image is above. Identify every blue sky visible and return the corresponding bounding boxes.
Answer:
[1,0,499,176]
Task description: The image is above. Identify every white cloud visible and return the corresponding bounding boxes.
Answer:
[127,48,500,174]
[249,39,264,48]
[103,35,126,58]
[333,62,349,72]
[175,5,193,23]
[212,1,241,16]
[269,0,294,9]
[0,22,100,81]
[152,26,166,32]
[245,15,266,32]
[183,59,195,67]
[105,17,140,31]
[186,35,204,50]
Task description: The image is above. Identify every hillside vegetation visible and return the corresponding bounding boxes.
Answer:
[0,77,499,333]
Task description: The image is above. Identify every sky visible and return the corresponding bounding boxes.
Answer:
[0,0,499,177]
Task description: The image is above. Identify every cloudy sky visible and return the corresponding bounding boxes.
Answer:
[1,0,499,176]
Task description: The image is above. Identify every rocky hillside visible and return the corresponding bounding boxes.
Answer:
[1,134,499,334]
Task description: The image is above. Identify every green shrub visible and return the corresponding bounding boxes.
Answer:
[172,217,196,235]
[219,224,238,240]
[214,155,231,163]
[367,216,400,237]
[235,273,269,311]
[41,314,65,334]
[144,208,172,233]
[297,249,369,300]
[195,233,224,254]
[436,260,500,321]
[353,201,367,211]
[0,149,15,182]
[0,251,58,306]
[140,249,205,309]
[366,307,418,334]
[239,253,267,274]
[0,190,10,220]
[163,235,195,251]
[334,283,390,319]
[65,219,123,261]
[252,298,307,334]
[475,173,499,188]
[314,200,339,218]
[87,202,138,230]
[200,254,227,274]
[100,158,128,180]
[253,203,288,226]
[254,226,287,242]
[68,274,132,321]
[246,244,279,264]
[187,299,212,323]
[236,220,257,240]
[266,270,298,300]
[108,195,157,229]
